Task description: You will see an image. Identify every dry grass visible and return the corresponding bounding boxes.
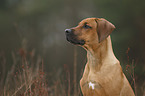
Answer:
[0,47,144,96]
[0,48,82,96]
[0,51,48,96]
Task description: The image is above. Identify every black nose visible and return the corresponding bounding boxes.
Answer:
[65,29,72,34]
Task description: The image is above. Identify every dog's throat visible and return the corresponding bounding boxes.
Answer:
[87,51,103,71]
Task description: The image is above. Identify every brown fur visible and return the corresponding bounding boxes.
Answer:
[65,18,135,96]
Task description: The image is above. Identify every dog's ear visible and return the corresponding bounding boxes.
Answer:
[95,18,115,42]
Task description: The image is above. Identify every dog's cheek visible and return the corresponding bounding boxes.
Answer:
[90,31,99,42]
[86,31,96,41]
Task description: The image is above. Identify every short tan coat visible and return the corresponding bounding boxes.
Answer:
[65,18,135,96]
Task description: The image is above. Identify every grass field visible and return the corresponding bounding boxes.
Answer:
[0,48,144,96]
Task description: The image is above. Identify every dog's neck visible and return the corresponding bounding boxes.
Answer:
[85,36,118,72]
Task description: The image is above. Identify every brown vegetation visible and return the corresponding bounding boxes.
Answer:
[0,48,144,96]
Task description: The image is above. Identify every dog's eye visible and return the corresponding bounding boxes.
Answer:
[83,24,92,29]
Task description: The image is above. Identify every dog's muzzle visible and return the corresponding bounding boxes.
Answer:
[65,29,85,45]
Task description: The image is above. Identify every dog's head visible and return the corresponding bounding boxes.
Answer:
[65,18,115,46]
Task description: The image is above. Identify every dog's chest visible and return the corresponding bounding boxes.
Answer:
[82,80,101,90]
[81,80,108,96]
[80,64,123,96]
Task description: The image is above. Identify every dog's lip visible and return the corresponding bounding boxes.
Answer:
[66,36,85,45]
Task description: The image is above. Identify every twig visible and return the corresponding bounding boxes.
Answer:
[132,60,137,96]
[73,46,77,96]
[67,71,71,96]
[126,48,137,96]
[11,83,25,96]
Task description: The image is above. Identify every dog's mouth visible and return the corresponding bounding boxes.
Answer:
[65,28,85,45]
[66,36,85,45]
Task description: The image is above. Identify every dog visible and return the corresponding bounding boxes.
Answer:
[65,18,135,96]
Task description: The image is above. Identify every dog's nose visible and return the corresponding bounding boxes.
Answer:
[65,29,72,34]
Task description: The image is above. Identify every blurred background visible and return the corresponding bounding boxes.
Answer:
[0,0,145,95]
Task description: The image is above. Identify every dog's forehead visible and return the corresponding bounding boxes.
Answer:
[79,18,96,25]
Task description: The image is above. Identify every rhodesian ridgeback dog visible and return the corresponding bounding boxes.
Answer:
[65,18,135,96]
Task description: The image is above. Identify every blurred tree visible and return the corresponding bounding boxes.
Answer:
[0,0,6,9]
